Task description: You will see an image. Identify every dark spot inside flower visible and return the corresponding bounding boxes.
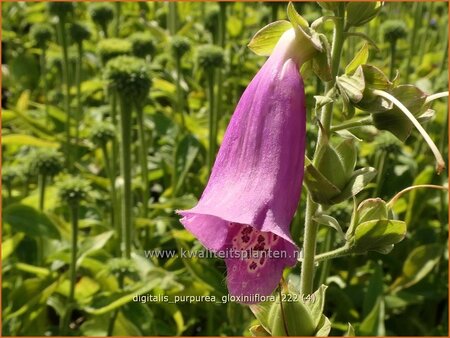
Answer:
[249,262,257,270]
[257,235,265,243]
[260,257,265,265]
[254,243,266,251]
[273,234,278,240]
[241,235,250,243]
[241,226,253,235]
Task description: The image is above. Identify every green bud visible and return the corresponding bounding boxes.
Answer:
[47,2,74,20]
[356,198,388,225]
[268,296,315,336]
[104,56,152,104]
[382,20,407,43]
[89,3,114,28]
[70,22,91,44]
[346,2,383,27]
[89,122,116,146]
[29,23,53,48]
[129,32,156,59]
[197,44,225,70]
[170,36,191,59]
[58,175,90,204]
[351,219,407,254]
[97,38,131,64]
[28,149,64,177]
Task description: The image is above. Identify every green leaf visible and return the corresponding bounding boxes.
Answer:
[247,20,292,56]
[287,3,309,29]
[346,2,383,27]
[315,314,331,336]
[353,219,406,253]
[174,134,201,194]
[359,297,385,336]
[3,204,60,239]
[2,233,25,260]
[77,231,114,266]
[85,279,161,315]
[305,284,328,330]
[2,134,59,148]
[345,323,355,336]
[391,244,443,291]
[330,167,377,204]
[249,325,271,336]
[363,263,383,317]
[303,158,342,205]
[313,214,345,239]
[335,138,357,177]
[268,294,316,336]
[372,85,428,141]
[345,43,369,75]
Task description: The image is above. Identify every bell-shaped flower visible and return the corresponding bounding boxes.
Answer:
[178,28,315,302]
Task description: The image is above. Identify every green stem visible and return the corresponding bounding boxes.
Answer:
[300,5,346,296]
[57,18,72,171]
[40,48,49,124]
[406,2,423,83]
[218,3,226,48]
[299,196,319,295]
[314,244,352,263]
[101,142,117,231]
[118,97,133,259]
[114,3,121,37]
[38,173,47,212]
[168,2,178,35]
[37,173,46,266]
[175,57,186,129]
[330,117,373,132]
[136,105,149,219]
[389,41,397,80]
[206,70,217,173]
[75,43,83,163]
[317,230,334,287]
[374,150,387,197]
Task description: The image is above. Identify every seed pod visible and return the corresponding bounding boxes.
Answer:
[197,44,225,70]
[104,55,152,105]
[28,149,63,177]
[70,22,91,44]
[29,23,53,48]
[129,32,156,59]
[98,38,131,65]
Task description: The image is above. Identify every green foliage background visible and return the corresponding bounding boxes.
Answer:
[2,1,448,336]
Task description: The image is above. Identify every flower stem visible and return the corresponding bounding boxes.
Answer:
[37,173,47,266]
[40,48,49,124]
[387,184,448,208]
[101,142,117,232]
[114,3,121,37]
[373,89,446,173]
[330,117,373,132]
[424,91,449,105]
[175,56,186,129]
[389,41,397,80]
[56,18,72,171]
[206,70,217,173]
[75,42,83,163]
[118,97,133,259]
[300,4,346,296]
[314,244,352,263]
[136,104,149,219]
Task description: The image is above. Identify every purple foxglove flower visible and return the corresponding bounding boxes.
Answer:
[178,29,306,302]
